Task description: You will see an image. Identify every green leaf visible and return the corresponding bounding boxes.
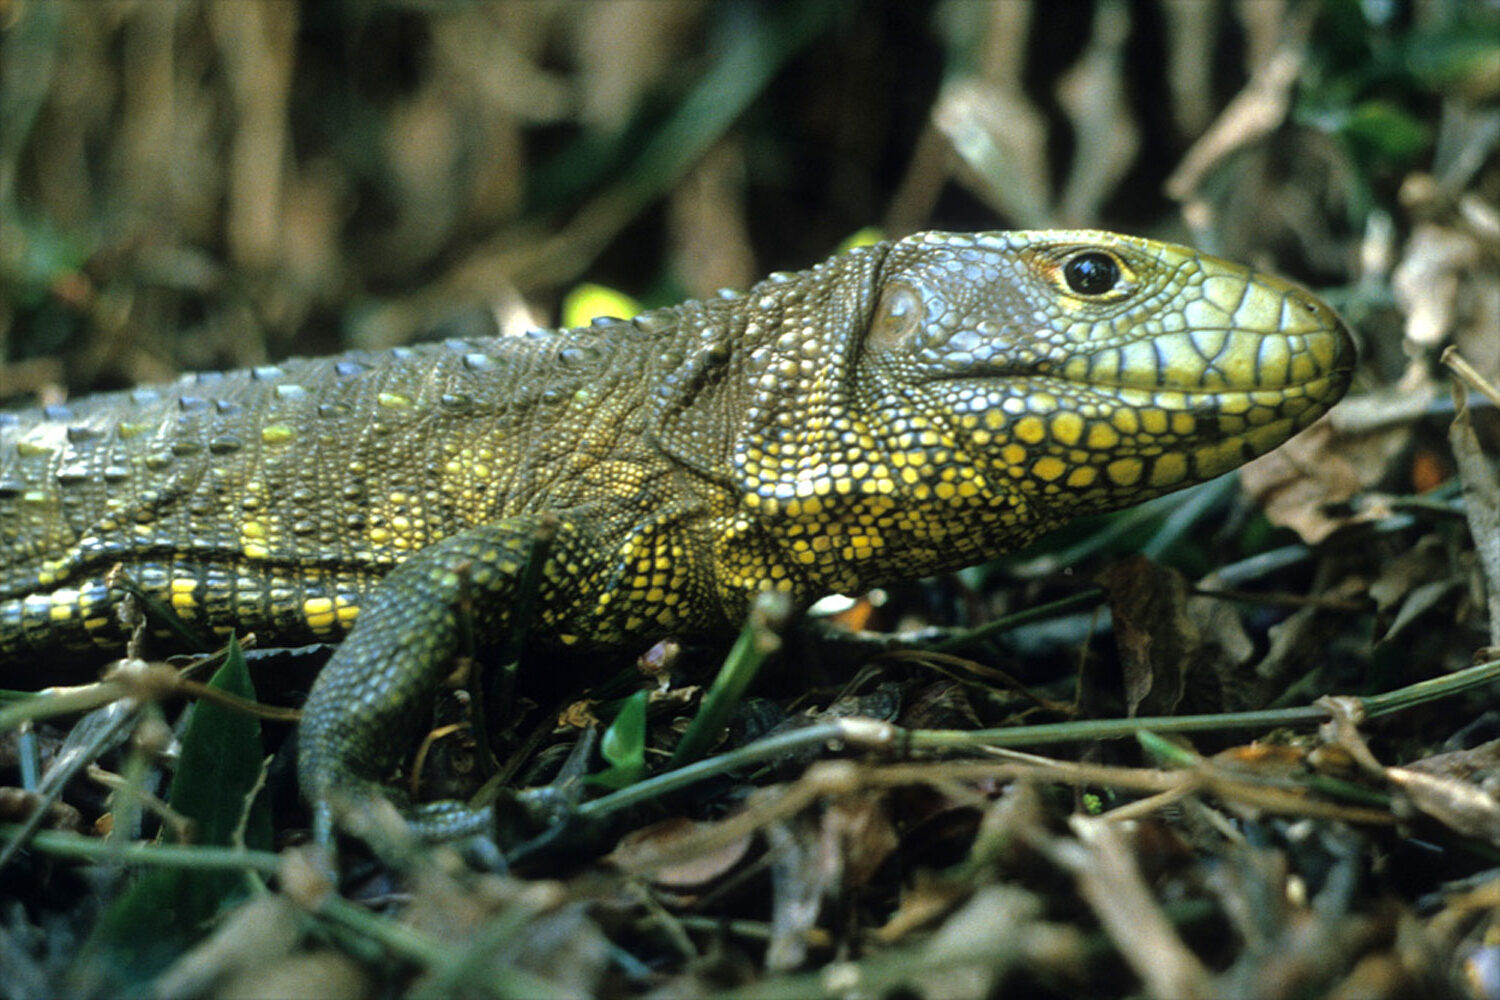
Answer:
[1340,100,1430,169]
[77,637,272,988]
[562,282,642,328]
[837,226,886,252]
[164,636,273,851]
[590,690,648,790]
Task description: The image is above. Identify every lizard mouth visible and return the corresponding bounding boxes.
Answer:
[932,319,1353,445]
[919,317,1354,500]
[1041,318,1356,398]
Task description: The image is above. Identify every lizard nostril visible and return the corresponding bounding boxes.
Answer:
[1292,288,1333,325]
[1296,291,1356,370]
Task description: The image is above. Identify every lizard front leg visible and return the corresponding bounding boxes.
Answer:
[296,514,607,844]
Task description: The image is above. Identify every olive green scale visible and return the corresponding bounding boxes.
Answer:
[0,230,1355,839]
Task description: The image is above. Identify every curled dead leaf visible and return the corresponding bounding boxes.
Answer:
[607,816,754,891]
[1387,766,1500,846]
[1096,556,1194,718]
[1239,419,1365,545]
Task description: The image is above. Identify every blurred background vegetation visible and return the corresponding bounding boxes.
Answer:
[0,0,1493,408]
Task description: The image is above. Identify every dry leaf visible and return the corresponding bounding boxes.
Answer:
[1096,556,1195,718]
[669,137,755,299]
[1239,419,1364,545]
[766,813,835,971]
[900,680,983,731]
[1212,743,1310,778]
[1393,223,1480,348]
[575,0,701,131]
[822,789,899,891]
[607,816,754,891]
[915,885,1047,1000]
[1387,766,1500,846]
[1166,35,1305,203]
[1402,739,1500,784]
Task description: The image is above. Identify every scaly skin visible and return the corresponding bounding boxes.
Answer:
[0,231,1355,839]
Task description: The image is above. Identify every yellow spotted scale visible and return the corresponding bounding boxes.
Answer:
[0,231,1355,840]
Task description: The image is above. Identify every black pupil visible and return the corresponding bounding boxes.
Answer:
[1063,252,1119,295]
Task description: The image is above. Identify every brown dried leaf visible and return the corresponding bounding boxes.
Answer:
[427,902,612,998]
[816,681,903,725]
[558,698,602,731]
[1096,555,1194,717]
[403,871,611,997]
[1402,738,1500,784]
[1239,419,1366,545]
[607,816,753,891]
[822,788,899,890]
[1393,223,1480,348]
[1214,742,1312,778]
[1326,951,1421,1000]
[1382,578,1464,646]
[1387,766,1500,847]
[1450,243,1500,385]
[1361,530,1471,649]
[434,7,571,124]
[0,787,79,830]
[208,1,297,273]
[1368,536,1450,621]
[975,0,1031,86]
[968,781,1049,874]
[1158,0,1221,138]
[900,679,983,731]
[636,637,682,686]
[766,813,835,971]
[1165,32,1305,204]
[1315,695,1385,777]
[668,137,755,299]
[1183,591,1259,712]
[916,885,1048,999]
[0,357,65,402]
[403,869,556,943]
[574,0,701,131]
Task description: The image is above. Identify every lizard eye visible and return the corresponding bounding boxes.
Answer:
[1063,251,1122,296]
[868,281,924,349]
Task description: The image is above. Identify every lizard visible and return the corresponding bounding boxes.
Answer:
[0,230,1355,841]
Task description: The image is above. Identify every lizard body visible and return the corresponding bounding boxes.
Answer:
[0,231,1355,837]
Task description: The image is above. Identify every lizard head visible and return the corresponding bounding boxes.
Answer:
[857,231,1354,516]
[716,230,1354,596]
